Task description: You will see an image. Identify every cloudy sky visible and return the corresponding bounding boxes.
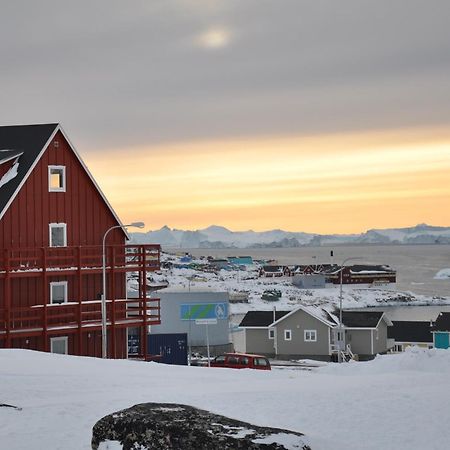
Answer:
[1,1,450,232]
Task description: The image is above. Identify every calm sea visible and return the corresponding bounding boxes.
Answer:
[169,244,450,298]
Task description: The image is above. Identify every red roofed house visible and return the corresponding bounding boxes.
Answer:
[0,124,160,358]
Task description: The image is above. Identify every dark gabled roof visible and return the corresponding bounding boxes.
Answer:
[388,321,433,343]
[239,310,290,327]
[349,264,395,274]
[262,265,283,272]
[0,149,24,164]
[432,312,450,332]
[0,124,58,217]
[341,311,384,328]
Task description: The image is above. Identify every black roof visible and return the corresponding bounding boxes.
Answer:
[262,265,283,272]
[239,310,290,327]
[388,321,433,343]
[432,312,450,332]
[0,149,24,164]
[341,311,384,328]
[349,264,395,274]
[0,124,58,216]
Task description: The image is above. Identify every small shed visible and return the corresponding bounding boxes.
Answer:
[292,274,326,289]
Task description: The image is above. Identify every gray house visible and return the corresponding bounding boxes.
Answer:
[239,307,392,361]
[150,288,232,355]
[292,274,326,289]
[341,311,393,359]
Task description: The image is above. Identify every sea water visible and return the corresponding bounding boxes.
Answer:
[175,244,450,298]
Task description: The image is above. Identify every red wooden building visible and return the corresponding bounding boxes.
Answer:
[0,123,160,358]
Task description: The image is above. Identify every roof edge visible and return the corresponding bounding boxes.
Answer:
[58,125,128,239]
[270,305,335,328]
[0,124,59,221]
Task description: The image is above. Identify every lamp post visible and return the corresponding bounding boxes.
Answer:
[338,256,362,363]
[102,221,145,359]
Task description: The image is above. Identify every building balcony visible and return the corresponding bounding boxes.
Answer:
[0,244,160,278]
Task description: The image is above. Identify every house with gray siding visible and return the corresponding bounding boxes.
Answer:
[239,307,392,361]
[341,311,393,359]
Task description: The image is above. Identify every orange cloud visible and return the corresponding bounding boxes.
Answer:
[85,127,450,233]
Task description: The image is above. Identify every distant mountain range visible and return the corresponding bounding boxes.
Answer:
[130,224,450,248]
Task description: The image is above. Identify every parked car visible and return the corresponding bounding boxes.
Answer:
[210,353,271,370]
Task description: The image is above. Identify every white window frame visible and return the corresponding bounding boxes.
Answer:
[268,328,275,340]
[49,223,67,247]
[335,330,344,342]
[48,165,66,192]
[304,330,317,342]
[284,329,292,341]
[49,281,68,305]
[50,336,68,355]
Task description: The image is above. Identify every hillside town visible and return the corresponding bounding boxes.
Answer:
[2,2,450,449]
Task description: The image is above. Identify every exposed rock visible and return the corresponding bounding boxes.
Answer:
[92,403,310,450]
[0,403,21,410]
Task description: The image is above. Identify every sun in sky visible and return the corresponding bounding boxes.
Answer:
[196,27,231,49]
[1,2,450,233]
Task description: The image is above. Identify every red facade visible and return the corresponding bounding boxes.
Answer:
[0,125,160,358]
[0,130,125,249]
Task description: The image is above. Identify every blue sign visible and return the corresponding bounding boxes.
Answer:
[180,302,228,320]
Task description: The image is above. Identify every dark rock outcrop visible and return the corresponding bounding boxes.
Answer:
[92,403,310,450]
[0,403,21,410]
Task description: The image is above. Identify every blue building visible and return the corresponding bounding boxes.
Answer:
[228,256,254,266]
[432,312,450,349]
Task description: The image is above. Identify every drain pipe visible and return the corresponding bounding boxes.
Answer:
[273,306,278,358]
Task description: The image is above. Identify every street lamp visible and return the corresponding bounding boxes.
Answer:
[102,221,145,358]
[337,256,363,363]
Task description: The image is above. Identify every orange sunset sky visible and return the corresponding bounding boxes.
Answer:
[86,126,450,234]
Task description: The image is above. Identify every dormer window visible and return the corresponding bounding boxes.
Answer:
[48,166,66,192]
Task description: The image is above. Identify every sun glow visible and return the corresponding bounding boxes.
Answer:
[195,27,231,49]
[86,127,450,233]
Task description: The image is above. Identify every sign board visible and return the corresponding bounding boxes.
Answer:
[195,318,218,325]
[180,302,228,321]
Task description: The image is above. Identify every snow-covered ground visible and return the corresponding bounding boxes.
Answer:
[2,347,450,450]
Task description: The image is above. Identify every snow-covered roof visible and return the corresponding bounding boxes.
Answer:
[0,149,23,164]
[270,305,338,328]
[156,287,228,294]
[0,160,20,188]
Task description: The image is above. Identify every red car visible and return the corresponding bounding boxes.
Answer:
[210,353,271,370]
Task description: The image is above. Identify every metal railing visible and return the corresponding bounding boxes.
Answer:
[0,244,160,276]
[0,297,160,337]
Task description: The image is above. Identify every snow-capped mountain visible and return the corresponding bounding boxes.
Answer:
[130,223,450,248]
